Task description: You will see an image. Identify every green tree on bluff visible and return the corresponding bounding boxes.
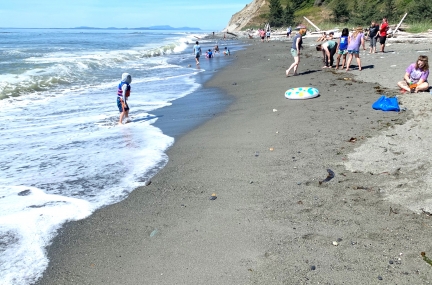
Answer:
[269,0,284,27]
[290,0,304,10]
[407,0,432,21]
[283,2,296,27]
[330,0,350,22]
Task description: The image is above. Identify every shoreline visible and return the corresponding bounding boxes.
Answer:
[38,37,432,284]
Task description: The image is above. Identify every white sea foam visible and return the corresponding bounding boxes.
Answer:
[0,186,93,285]
[0,29,228,285]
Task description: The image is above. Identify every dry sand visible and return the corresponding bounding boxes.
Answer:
[38,36,432,284]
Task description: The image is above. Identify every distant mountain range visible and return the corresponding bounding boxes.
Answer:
[73,25,201,30]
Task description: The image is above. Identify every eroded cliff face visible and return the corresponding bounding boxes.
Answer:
[223,0,267,32]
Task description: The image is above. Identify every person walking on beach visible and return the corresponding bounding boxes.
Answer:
[368,21,379,53]
[287,26,292,38]
[259,29,266,42]
[378,18,389,53]
[397,55,430,93]
[266,28,271,42]
[193,41,201,65]
[286,29,305,77]
[117,73,132,125]
[346,26,366,71]
[335,28,349,69]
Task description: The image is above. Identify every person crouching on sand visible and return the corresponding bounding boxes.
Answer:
[286,29,305,77]
[117,73,132,125]
[316,37,338,68]
[397,55,430,93]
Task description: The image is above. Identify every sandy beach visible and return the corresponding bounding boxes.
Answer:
[37,35,432,284]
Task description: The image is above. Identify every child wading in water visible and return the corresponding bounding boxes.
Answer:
[336,28,349,69]
[346,26,365,71]
[117,73,132,125]
[224,47,230,56]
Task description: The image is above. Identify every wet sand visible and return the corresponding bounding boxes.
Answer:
[38,37,432,284]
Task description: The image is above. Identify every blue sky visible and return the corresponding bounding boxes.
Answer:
[0,0,248,30]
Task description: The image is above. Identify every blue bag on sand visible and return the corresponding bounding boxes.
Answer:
[372,95,400,112]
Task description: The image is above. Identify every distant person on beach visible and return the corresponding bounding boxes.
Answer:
[368,21,379,53]
[316,36,338,68]
[378,17,389,52]
[346,26,366,71]
[206,49,213,58]
[259,29,265,42]
[214,45,220,55]
[397,55,430,93]
[335,28,349,69]
[223,47,230,56]
[266,28,271,42]
[287,26,292,38]
[316,32,327,42]
[193,41,201,65]
[286,29,305,77]
[117,73,132,125]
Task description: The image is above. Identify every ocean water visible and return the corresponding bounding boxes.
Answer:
[0,28,240,285]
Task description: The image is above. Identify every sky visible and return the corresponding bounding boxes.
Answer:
[0,0,249,30]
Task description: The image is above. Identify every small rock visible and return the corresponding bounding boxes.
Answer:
[337,238,343,242]
[297,182,301,185]
[232,82,237,85]
[150,229,158,237]
[332,241,338,246]
[389,260,394,264]
[378,276,383,280]
[18,190,31,196]
[310,265,316,270]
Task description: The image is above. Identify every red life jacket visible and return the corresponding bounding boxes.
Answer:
[117,82,131,98]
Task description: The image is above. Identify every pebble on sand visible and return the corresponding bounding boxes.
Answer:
[310,265,316,270]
